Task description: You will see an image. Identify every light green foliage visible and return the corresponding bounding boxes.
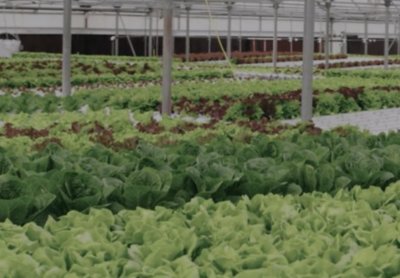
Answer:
[0,183,399,277]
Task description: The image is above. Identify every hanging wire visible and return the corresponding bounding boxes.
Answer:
[119,15,137,56]
[203,0,237,74]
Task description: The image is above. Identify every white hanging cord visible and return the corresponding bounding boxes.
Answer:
[119,14,137,56]
[203,0,237,74]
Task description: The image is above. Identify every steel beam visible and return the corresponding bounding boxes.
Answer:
[272,1,279,72]
[384,0,391,70]
[341,32,347,54]
[398,17,400,55]
[62,0,72,97]
[148,8,153,57]
[115,9,119,56]
[185,5,191,62]
[227,2,233,59]
[324,2,331,70]
[301,0,315,121]
[318,37,322,53]
[239,15,242,52]
[156,10,160,56]
[364,17,368,55]
[290,37,293,54]
[161,0,173,115]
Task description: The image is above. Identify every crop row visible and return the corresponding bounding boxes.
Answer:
[0,111,314,152]
[0,182,399,277]
[175,51,346,63]
[233,54,347,65]
[0,60,155,77]
[317,59,400,70]
[175,51,301,62]
[11,51,161,62]
[0,84,399,121]
[0,69,233,89]
[2,129,400,224]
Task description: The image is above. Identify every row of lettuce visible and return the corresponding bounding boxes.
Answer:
[2,130,400,224]
[2,85,400,121]
[1,182,399,277]
[2,53,400,90]
[0,69,232,89]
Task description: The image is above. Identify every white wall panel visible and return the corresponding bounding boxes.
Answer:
[0,11,397,39]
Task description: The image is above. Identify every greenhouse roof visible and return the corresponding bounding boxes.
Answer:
[0,0,399,22]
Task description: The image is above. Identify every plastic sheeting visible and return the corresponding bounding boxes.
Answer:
[0,40,21,58]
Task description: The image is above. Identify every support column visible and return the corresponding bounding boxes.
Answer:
[62,0,72,97]
[342,32,347,55]
[227,2,233,59]
[185,5,191,62]
[156,10,159,56]
[324,1,331,70]
[252,39,256,52]
[318,37,322,53]
[239,15,242,52]
[329,18,334,53]
[301,0,315,121]
[384,0,391,70]
[148,8,153,57]
[144,16,147,56]
[115,8,120,56]
[272,1,279,72]
[263,40,267,52]
[84,11,89,29]
[398,17,400,55]
[290,37,293,54]
[364,17,368,55]
[161,0,173,115]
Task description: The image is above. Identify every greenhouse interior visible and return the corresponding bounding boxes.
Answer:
[0,0,400,276]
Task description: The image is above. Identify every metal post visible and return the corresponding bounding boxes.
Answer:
[239,15,242,52]
[115,9,120,56]
[384,0,391,70]
[185,5,191,62]
[301,0,315,121]
[227,3,233,59]
[290,37,293,54]
[329,18,334,53]
[398,17,400,55]
[156,10,159,56]
[272,2,279,72]
[342,32,347,55]
[161,0,173,115]
[84,11,89,29]
[148,8,153,57]
[364,17,368,55]
[62,0,72,97]
[324,1,331,70]
[318,37,322,53]
[144,15,147,56]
